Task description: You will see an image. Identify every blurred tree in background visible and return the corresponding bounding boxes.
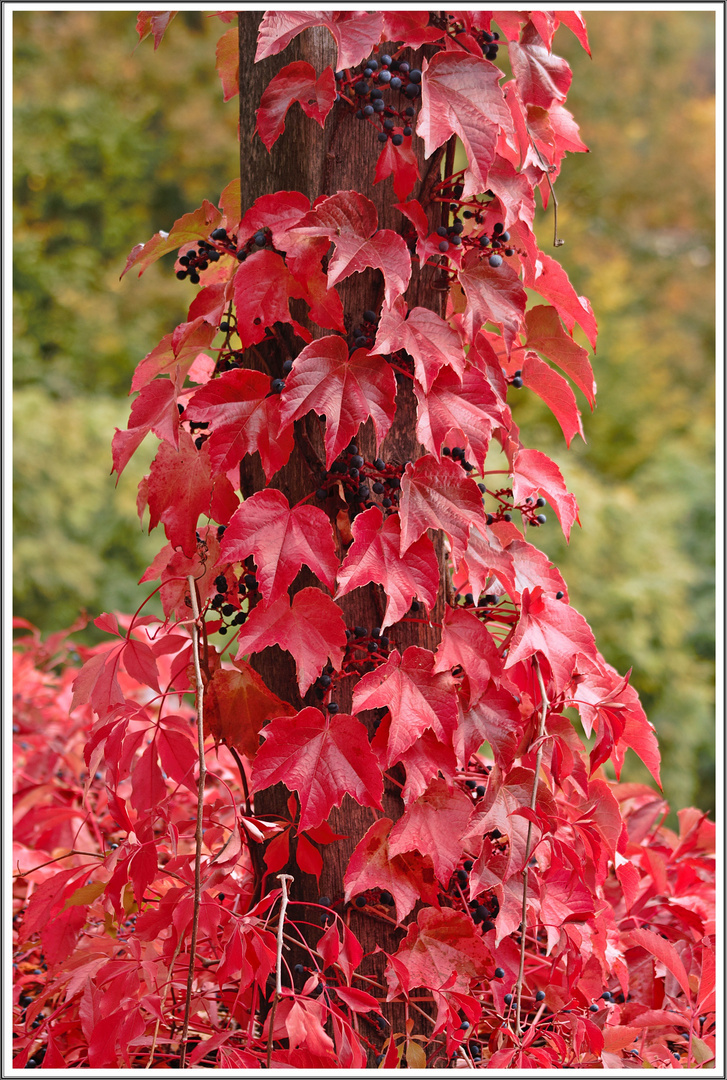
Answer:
[13,11,715,814]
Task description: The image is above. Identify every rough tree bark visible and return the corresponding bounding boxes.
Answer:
[238,14,450,1056]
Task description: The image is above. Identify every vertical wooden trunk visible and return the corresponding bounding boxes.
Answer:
[238,14,448,1058]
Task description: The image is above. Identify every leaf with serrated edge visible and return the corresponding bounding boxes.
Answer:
[399,455,487,563]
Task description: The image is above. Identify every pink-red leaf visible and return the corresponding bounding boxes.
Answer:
[220,489,338,604]
[509,24,573,109]
[392,907,489,992]
[374,136,420,201]
[335,506,439,630]
[505,586,597,694]
[388,778,472,884]
[343,817,439,923]
[204,661,296,757]
[524,250,598,349]
[233,249,304,348]
[255,11,383,71]
[433,605,502,705]
[252,708,383,831]
[512,447,580,541]
[112,375,181,479]
[373,296,466,392]
[522,350,584,445]
[399,455,487,563]
[136,10,177,50]
[216,26,239,101]
[256,62,336,150]
[121,200,221,279]
[524,304,596,406]
[458,248,528,354]
[414,363,502,471]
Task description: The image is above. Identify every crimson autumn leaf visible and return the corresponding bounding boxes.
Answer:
[521,350,585,446]
[388,778,473,885]
[524,304,596,406]
[509,23,573,109]
[343,817,439,923]
[220,489,338,604]
[112,372,182,479]
[382,11,444,48]
[414,363,502,471]
[512,447,580,541]
[458,248,528,355]
[289,190,411,308]
[143,431,238,557]
[121,200,221,280]
[391,907,489,993]
[523,250,598,349]
[456,681,524,773]
[396,727,458,808]
[234,588,347,696]
[335,506,439,630]
[131,317,217,392]
[71,613,160,717]
[455,521,518,602]
[255,10,383,71]
[256,61,336,150]
[251,708,383,831]
[505,586,597,694]
[555,10,591,55]
[352,646,458,767]
[278,336,396,469]
[374,135,420,202]
[485,155,536,232]
[373,296,465,392]
[417,52,511,197]
[233,249,308,349]
[488,523,568,602]
[204,661,296,758]
[184,367,294,482]
[433,605,502,706]
[399,455,487,563]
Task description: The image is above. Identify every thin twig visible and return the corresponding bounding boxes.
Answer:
[515,657,549,1039]
[525,122,564,247]
[267,873,294,1069]
[179,576,208,1068]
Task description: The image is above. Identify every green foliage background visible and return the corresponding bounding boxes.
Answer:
[13,11,715,815]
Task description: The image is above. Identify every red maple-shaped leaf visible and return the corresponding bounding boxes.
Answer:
[251,708,383,831]
[505,587,597,694]
[455,522,518,601]
[395,199,449,268]
[238,190,310,250]
[290,191,411,308]
[484,155,536,232]
[521,350,584,446]
[395,726,458,807]
[112,373,181,479]
[374,136,420,201]
[220,489,338,604]
[392,907,489,992]
[388,778,473,884]
[204,660,297,757]
[523,250,598,349]
[524,304,595,406]
[399,455,487,563]
[121,200,222,279]
[373,297,466,392]
[488,524,568,602]
[131,317,217,392]
[184,368,294,482]
[458,248,528,354]
[382,11,444,48]
[255,11,383,71]
[343,817,439,923]
[417,52,511,197]
[278,336,396,469]
[234,588,346,696]
[433,606,502,706]
[233,249,308,349]
[352,646,458,766]
[512,447,579,541]
[335,507,439,630]
[141,526,221,621]
[414,364,502,471]
[456,682,524,773]
[256,62,336,150]
[509,24,573,109]
[71,614,160,716]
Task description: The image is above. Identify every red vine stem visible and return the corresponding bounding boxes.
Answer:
[179,575,208,1068]
[514,656,549,1040]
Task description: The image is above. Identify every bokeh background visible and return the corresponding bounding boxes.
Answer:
[13,10,716,816]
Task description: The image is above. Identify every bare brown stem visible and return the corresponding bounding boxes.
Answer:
[267,873,294,1069]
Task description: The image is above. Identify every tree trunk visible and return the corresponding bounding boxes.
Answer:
[238,14,448,1059]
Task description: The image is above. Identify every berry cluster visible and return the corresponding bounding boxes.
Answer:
[429,13,502,60]
[337,52,420,146]
[174,224,271,284]
[316,442,403,516]
[207,570,258,636]
[428,174,521,270]
[352,308,379,350]
[482,486,549,530]
[441,443,475,472]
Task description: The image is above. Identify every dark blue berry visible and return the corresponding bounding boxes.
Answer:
[253,231,266,247]
[589,1003,599,1012]
[176,270,187,280]
[382,497,392,508]
[404,106,415,117]
[489,254,503,268]
[372,481,385,494]
[504,993,513,1005]
[354,80,369,95]
[363,104,374,116]
[316,488,327,500]
[379,70,391,84]
[535,990,546,1002]
[335,70,344,81]
[380,890,394,905]
[403,125,412,136]
[355,895,366,907]
[390,76,402,89]
[270,378,284,394]
[555,590,564,600]
[439,240,449,252]
[381,54,393,66]
[327,703,339,714]
[409,69,422,83]
[211,227,228,240]
[368,58,379,70]
[451,220,464,234]
[377,131,388,142]
[500,231,510,241]
[512,376,523,388]
[189,272,200,284]
[370,88,383,100]
[450,235,461,246]
[383,117,395,130]
[405,83,420,98]
[391,133,403,146]
[536,514,547,525]
[494,967,505,978]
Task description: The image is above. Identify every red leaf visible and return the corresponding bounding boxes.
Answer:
[399,455,487,563]
[112,374,181,479]
[505,586,597,694]
[389,778,472,884]
[343,817,439,923]
[373,296,466,392]
[131,741,167,814]
[457,682,524,772]
[374,136,420,201]
[336,506,439,630]
[204,661,296,756]
[512,447,580,541]
[216,26,239,101]
[131,317,216,391]
[382,11,444,48]
[256,62,336,150]
[252,708,383,831]
[334,985,381,1013]
[290,191,411,308]
[397,727,458,807]
[555,10,591,55]
[145,431,237,556]
[184,368,294,481]
[136,10,177,50]
[278,336,396,468]
[129,840,158,907]
[492,528,568,602]
[255,11,383,71]
[485,155,537,232]
[233,249,305,348]
[509,24,572,109]
[157,726,198,792]
[522,350,584,446]
[415,363,502,470]
[523,250,598,349]
[417,52,511,197]
[220,488,338,604]
[433,605,502,705]
[121,200,221,279]
[392,907,489,992]
[524,304,595,406]
[458,248,528,354]
[352,646,458,766]
[234,588,347,696]
[296,832,323,879]
[627,928,692,999]
[238,190,311,250]
[456,522,518,601]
